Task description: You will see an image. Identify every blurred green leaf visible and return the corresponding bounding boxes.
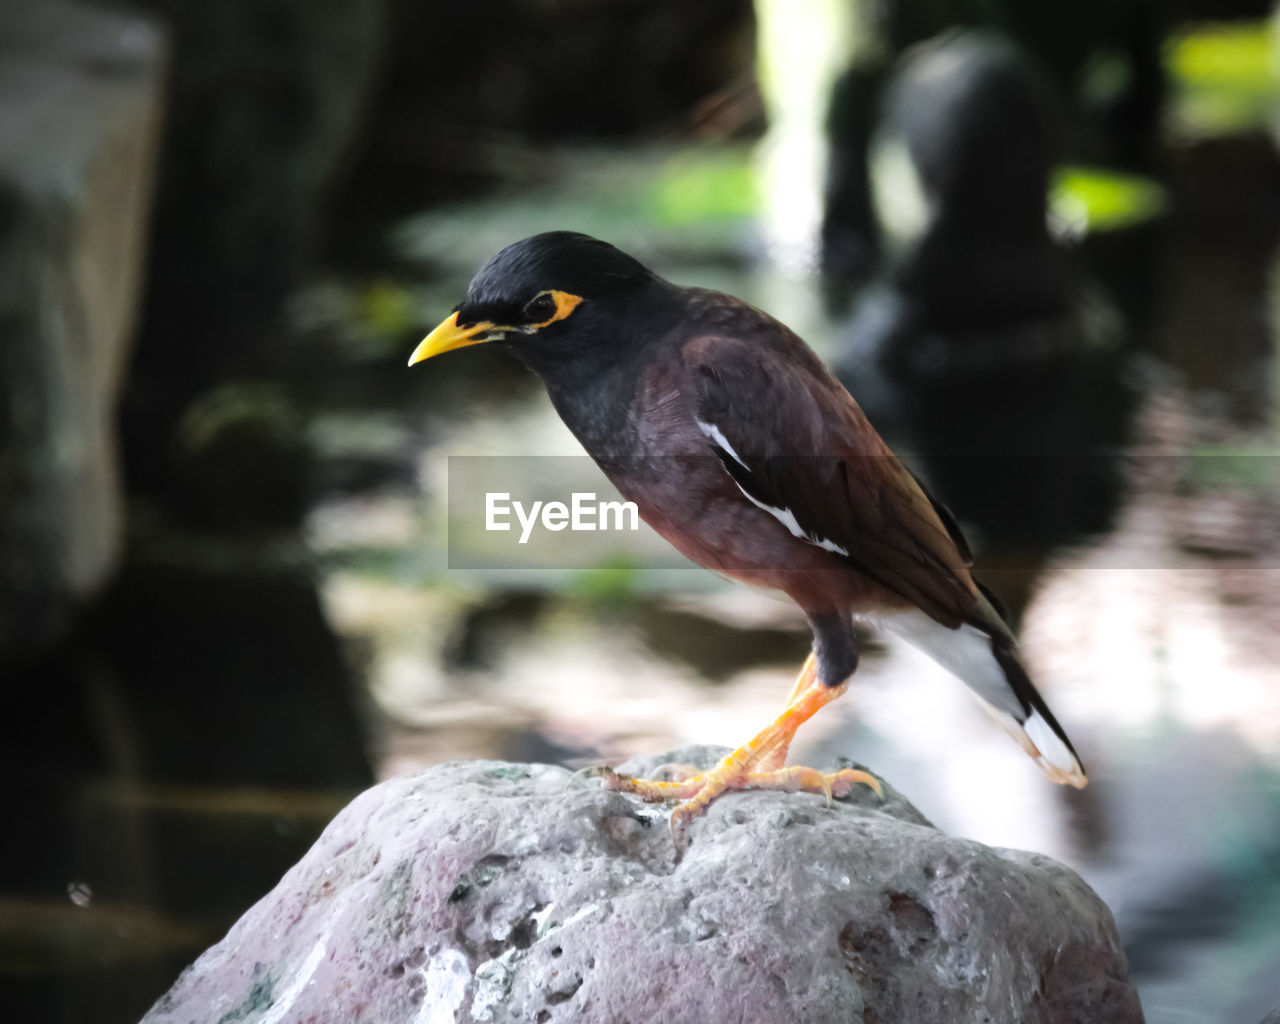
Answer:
[396,145,758,272]
[650,151,758,225]
[1166,21,1280,136]
[356,278,416,339]
[321,544,438,583]
[1050,165,1166,234]
[176,382,300,454]
[1186,446,1280,492]
[567,555,642,605]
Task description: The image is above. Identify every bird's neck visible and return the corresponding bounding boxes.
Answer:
[542,357,641,457]
[534,280,687,457]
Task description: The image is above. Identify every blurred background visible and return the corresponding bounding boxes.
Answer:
[2,0,1279,1021]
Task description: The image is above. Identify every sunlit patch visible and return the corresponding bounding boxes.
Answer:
[754,0,850,273]
[870,138,931,249]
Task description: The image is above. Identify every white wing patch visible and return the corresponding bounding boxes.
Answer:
[695,419,850,557]
[733,485,851,557]
[695,419,748,469]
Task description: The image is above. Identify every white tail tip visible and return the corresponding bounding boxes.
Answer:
[1022,711,1088,789]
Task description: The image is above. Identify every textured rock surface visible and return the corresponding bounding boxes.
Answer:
[0,0,165,652]
[142,749,1144,1024]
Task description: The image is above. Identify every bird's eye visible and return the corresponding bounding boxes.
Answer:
[524,293,558,323]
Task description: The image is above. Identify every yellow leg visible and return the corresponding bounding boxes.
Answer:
[782,651,817,707]
[755,652,818,770]
[600,671,882,838]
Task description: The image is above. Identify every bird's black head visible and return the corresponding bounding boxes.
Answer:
[408,232,663,374]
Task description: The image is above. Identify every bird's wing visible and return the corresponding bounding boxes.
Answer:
[683,331,1085,788]
[684,333,982,628]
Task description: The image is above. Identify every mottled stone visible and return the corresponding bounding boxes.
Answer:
[142,749,1144,1024]
[0,0,165,652]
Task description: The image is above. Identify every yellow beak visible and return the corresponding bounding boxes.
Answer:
[407,312,499,366]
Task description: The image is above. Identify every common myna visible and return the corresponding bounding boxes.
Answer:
[409,231,1086,832]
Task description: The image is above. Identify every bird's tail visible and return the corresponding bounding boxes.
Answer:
[878,608,1088,788]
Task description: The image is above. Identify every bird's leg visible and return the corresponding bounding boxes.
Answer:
[784,651,818,705]
[665,678,881,831]
[600,665,881,834]
[755,651,818,770]
[591,653,818,800]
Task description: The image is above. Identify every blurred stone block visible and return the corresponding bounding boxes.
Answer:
[0,0,166,652]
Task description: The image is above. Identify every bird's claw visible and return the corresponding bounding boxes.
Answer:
[830,767,884,800]
[565,764,609,791]
[585,754,883,852]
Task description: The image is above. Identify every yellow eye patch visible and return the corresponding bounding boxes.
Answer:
[525,289,583,329]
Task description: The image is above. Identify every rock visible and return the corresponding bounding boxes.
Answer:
[141,748,1144,1024]
[0,0,166,653]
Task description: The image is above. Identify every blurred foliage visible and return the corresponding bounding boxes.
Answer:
[396,146,758,275]
[1078,49,1136,110]
[286,276,433,361]
[567,555,643,606]
[322,543,443,585]
[175,382,301,456]
[1166,21,1280,137]
[1185,446,1280,493]
[1050,165,1167,234]
[651,150,758,225]
[355,278,417,340]
[1049,163,1172,234]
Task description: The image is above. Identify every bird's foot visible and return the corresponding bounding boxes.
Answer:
[596,757,881,842]
[593,673,881,843]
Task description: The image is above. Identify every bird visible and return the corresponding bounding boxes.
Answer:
[408,231,1087,834]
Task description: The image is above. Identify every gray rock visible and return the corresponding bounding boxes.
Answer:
[0,0,166,652]
[142,749,1144,1024]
